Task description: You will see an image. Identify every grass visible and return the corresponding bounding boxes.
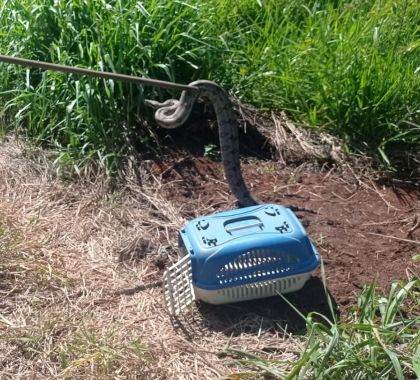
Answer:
[225,278,420,379]
[0,0,418,173]
[0,142,171,378]
[0,139,226,378]
[4,316,152,378]
[0,208,68,295]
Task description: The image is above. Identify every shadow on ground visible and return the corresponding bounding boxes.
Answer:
[152,102,274,160]
[173,277,338,338]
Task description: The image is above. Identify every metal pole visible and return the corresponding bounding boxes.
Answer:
[0,54,199,93]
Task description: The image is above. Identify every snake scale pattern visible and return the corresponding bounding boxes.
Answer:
[145,80,257,207]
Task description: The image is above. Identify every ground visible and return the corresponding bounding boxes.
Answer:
[0,110,419,378]
[159,155,419,309]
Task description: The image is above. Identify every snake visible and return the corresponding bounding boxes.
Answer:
[145,80,258,208]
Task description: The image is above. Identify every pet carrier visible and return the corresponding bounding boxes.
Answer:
[164,204,320,315]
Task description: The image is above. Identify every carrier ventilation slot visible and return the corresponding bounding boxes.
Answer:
[216,249,301,285]
[217,276,301,300]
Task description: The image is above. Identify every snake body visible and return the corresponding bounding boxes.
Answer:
[146,80,257,207]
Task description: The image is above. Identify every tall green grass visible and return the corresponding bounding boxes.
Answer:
[225,279,420,379]
[0,0,219,171]
[0,0,418,171]
[204,0,420,163]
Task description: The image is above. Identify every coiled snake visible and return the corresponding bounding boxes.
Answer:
[146,80,258,207]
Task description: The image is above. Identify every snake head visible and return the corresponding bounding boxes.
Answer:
[145,99,178,109]
[144,99,163,109]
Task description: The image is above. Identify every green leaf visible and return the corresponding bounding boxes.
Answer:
[413,344,420,379]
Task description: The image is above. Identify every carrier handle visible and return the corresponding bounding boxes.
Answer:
[225,221,263,233]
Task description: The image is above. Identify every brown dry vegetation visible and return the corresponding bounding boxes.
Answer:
[0,138,304,379]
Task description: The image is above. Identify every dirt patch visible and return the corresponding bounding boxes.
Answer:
[154,152,419,310]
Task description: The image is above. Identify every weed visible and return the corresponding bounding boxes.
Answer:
[204,143,219,158]
[0,0,418,172]
[225,279,420,379]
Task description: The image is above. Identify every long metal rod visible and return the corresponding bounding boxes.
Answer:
[0,54,199,93]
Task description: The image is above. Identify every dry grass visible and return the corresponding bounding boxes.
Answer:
[0,137,301,379]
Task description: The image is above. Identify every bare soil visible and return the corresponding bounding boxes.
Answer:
[157,153,419,308]
[153,108,419,304]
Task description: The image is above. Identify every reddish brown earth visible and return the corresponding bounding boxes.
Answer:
[148,122,419,327]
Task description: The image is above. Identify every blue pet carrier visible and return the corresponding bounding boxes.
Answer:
[163,204,320,315]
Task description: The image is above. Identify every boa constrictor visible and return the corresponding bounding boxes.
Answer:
[145,80,257,207]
